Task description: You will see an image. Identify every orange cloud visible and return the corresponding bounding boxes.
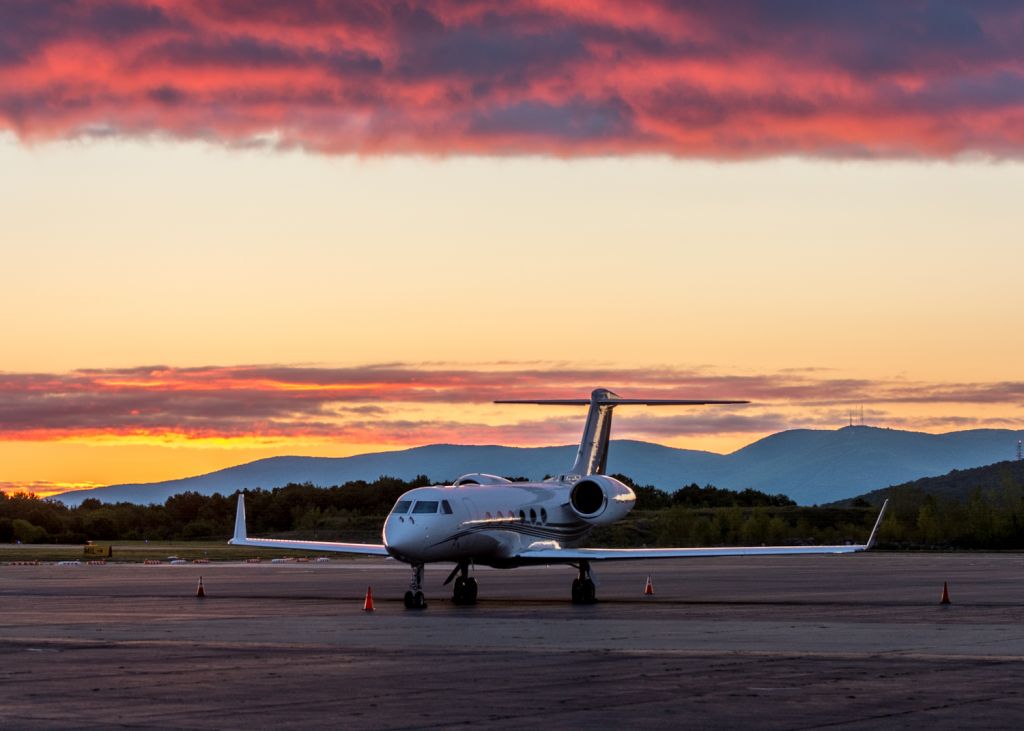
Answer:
[2,1,1024,157]
[0,481,102,498]
[1,364,1022,448]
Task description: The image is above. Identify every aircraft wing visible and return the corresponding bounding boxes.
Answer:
[515,500,888,563]
[516,543,862,562]
[228,494,389,556]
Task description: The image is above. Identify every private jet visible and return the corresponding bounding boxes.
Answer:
[230,388,888,608]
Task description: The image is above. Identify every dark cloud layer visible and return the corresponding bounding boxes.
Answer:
[0,364,1021,445]
[1,1,1023,156]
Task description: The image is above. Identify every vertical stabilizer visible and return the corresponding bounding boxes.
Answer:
[570,388,620,476]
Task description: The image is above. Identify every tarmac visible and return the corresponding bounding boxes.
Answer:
[3,553,1024,729]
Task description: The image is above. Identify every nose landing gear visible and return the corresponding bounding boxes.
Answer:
[571,561,597,604]
[403,564,427,609]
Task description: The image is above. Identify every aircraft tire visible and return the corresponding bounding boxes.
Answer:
[452,576,467,605]
[582,579,596,604]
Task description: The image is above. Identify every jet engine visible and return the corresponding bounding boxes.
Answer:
[568,474,635,526]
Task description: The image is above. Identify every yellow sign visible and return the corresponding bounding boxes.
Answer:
[83,544,112,558]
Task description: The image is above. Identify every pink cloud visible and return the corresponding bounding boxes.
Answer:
[2,1,1023,157]
[0,363,1021,445]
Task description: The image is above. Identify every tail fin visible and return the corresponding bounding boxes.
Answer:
[496,388,748,476]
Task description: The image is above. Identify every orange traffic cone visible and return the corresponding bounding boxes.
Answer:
[644,575,654,596]
[940,581,950,605]
[363,586,375,612]
[196,576,206,598]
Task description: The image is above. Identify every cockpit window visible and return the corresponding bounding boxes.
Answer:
[441,500,453,515]
[392,500,412,514]
[412,500,439,514]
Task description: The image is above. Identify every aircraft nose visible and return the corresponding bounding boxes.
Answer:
[383,516,420,558]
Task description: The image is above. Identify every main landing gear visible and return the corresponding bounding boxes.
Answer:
[445,561,478,605]
[571,561,597,604]
[403,564,427,610]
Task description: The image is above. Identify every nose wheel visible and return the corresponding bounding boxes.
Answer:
[571,561,597,604]
[403,564,427,610]
[403,590,427,609]
[447,561,478,605]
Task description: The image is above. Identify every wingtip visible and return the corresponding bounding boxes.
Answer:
[865,498,889,550]
[231,493,247,544]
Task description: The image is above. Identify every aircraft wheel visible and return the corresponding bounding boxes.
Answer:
[465,577,478,604]
[452,576,467,605]
[582,579,597,604]
[404,590,415,609]
[414,591,427,609]
[571,578,582,604]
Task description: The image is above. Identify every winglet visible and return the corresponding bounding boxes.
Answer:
[231,493,247,544]
[865,499,889,549]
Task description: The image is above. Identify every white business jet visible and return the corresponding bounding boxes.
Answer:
[230,388,888,609]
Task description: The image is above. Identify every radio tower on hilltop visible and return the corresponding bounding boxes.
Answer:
[1018,439,1022,461]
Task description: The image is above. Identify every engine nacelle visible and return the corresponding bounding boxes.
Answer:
[568,475,635,526]
[454,473,513,486]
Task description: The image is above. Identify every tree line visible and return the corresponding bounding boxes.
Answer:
[1,470,1023,549]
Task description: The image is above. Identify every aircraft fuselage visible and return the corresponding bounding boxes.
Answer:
[382,479,632,567]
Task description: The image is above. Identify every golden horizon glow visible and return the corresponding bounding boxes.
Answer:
[2,136,1023,496]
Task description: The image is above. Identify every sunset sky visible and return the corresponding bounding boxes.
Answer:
[2,1,1024,497]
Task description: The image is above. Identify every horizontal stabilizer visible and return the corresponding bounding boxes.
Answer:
[495,399,748,405]
[497,389,749,476]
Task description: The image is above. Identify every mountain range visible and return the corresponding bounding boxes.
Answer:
[50,426,1024,506]
[836,458,1024,506]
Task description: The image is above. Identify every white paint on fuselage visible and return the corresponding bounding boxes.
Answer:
[382,482,592,566]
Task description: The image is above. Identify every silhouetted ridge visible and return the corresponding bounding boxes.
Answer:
[50,427,1024,506]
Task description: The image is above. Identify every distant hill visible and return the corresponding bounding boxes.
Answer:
[719,426,1024,503]
[834,459,1024,506]
[50,442,717,507]
[50,426,1024,507]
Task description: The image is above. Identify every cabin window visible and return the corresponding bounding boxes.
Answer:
[519,510,526,522]
[412,501,439,514]
[441,500,453,515]
[392,500,412,514]
[529,508,537,524]
[540,507,548,524]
